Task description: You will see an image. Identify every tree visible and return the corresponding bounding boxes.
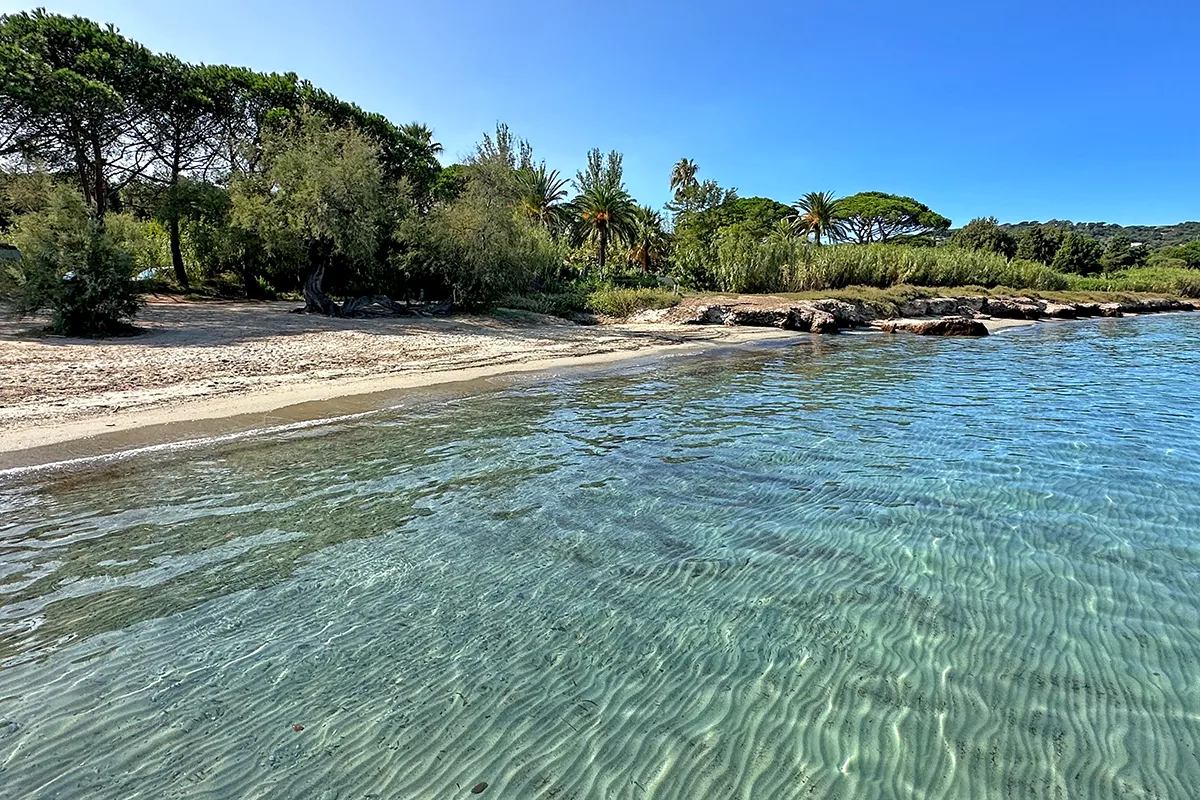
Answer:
[1149,240,1200,269]
[1099,234,1145,272]
[2,185,143,335]
[949,217,1016,258]
[628,205,669,272]
[1014,225,1063,265]
[0,10,154,220]
[837,191,950,243]
[572,148,636,270]
[666,158,735,218]
[669,158,698,200]
[792,191,844,245]
[231,108,387,314]
[517,163,570,232]
[1051,232,1103,275]
[134,57,232,289]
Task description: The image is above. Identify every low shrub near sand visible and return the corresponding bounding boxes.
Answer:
[585,287,681,318]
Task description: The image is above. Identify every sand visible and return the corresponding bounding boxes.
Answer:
[0,299,803,466]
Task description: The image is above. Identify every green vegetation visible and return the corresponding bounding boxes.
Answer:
[2,186,143,335]
[1,8,1198,336]
[837,192,950,244]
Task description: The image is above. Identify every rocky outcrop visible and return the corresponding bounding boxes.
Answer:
[878,316,989,337]
[985,297,1043,320]
[900,296,987,318]
[660,294,1193,335]
[1043,302,1078,319]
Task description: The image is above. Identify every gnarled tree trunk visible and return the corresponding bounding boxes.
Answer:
[301,264,340,315]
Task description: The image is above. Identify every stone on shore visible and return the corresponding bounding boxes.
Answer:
[1043,302,1078,319]
[985,298,1043,320]
[878,316,989,337]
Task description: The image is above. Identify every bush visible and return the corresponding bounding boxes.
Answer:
[2,187,144,336]
[585,287,680,318]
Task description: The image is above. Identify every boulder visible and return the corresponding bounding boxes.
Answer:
[986,297,1042,320]
[783,304,840,333]
[1043,302,1078,319]
[809,310,840,334]
[1073,303,1102,317]
[1099,303,1123,317]
[809,299,871,327]
[665,304,729,324]
[722,307,789,327]
[878,316,989,337]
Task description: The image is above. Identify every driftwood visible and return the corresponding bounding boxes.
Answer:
[291,291,452,318]
[293,263,453,318]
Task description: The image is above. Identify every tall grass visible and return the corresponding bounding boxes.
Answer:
[1065,268,1200,298]
[706,234,1072,294]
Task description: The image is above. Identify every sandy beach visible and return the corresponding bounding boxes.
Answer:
[0,298,806,466]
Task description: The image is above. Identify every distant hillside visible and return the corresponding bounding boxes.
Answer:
[1000,220,1200,249]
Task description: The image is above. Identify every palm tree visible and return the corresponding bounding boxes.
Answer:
[628,205,669,272]
[669,158,698,199]
[792,191,845,245]
[517,164,570,232]
[573,182,637,270]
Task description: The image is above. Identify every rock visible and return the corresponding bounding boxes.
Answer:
[471,782,489,794]
[986,297,1042,320]
[809,299,871,327]
[664,304,729,324]
[1099,303,1123,317]
[1073,302,1102,317]
[783,305,839,333]
[809,310,840,334]
[878,316,989,336]
[900,296,986,318]
[1043,302,1078,319]
[722,307,788,327]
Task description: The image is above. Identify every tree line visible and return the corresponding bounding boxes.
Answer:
[1,9,1197,336]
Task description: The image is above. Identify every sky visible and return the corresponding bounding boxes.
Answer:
[8,0,1198,226]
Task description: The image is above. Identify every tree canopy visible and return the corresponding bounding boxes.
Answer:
[837,192,950,244]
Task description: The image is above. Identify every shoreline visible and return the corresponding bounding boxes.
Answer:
[0,322,803,473]
[1,295,1188,474]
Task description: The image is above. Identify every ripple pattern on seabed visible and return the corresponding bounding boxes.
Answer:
[2,314,1200,798]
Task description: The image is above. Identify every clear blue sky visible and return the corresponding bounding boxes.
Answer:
[9,0,1198,226]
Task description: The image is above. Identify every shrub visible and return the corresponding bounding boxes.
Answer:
[2,187,144,336]
[585,287,680,318]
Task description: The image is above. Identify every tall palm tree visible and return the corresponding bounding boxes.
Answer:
[573,182,637,270]
[517,164,570,232]
[669,158,698,199]
[792,191,845,245]
[628,205,669,272]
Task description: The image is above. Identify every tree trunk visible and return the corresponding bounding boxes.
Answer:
[302,264,339,315]
[168,216,189,290]
[92,138,107,222]
[598,225,608,271]
[241,262,259,299]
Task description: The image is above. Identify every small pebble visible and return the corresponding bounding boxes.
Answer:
[471,782,488,794]
[292,724,304,732]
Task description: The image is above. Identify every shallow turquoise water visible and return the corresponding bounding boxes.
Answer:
[2,315,1200,798]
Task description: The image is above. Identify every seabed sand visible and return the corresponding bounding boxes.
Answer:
[1,299,820,470]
